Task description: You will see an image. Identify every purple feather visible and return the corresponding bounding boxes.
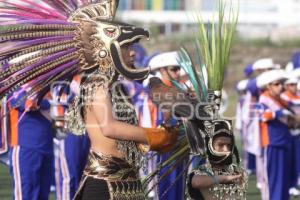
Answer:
[70,0,78,9]
[0,47,77,84]
[18,36,74,46]
[0,14,29,21]
[0,19,75,25]
[12,48,78,78]
[2,63,9,70]
[0,36,74,55]
[1,36,73,48]
[24,59,79,90]
[2,58,79,96]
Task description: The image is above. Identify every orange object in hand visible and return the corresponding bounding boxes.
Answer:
[143,127,178,153]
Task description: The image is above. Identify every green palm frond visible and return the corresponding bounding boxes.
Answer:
[194,41,209,98]
[177,48,207,101]
[196,0,238,91]
[170,79,185,91]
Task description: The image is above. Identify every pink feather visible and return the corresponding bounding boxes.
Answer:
[1,2,55,19]
[21,0,67,20]
[0,9,45,19]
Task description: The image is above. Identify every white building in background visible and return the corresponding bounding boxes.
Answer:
[0,0,299,40]
[117,0,300,40]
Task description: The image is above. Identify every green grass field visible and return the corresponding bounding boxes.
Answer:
[0,163,55,200]
[0,163,12,200]
[0,160,261,200]
[1,159,300,200]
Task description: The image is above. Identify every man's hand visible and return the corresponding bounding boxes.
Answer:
[219,174,243,184]
[143,126,178,153]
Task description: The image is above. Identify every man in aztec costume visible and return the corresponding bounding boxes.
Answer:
[0,0,248,199]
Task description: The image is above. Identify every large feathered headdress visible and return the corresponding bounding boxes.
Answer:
[0,0,150,101]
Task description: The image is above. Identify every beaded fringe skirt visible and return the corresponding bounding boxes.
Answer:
[74,150,146,200]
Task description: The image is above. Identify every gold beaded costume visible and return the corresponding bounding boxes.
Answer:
[187,164,248,200]
[73,82,146,200]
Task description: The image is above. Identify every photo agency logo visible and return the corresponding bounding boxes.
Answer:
[51,74,264,128]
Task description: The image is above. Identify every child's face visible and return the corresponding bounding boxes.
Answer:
[212,136,232,153]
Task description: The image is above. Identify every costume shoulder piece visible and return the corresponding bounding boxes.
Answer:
[0,0,150,134]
